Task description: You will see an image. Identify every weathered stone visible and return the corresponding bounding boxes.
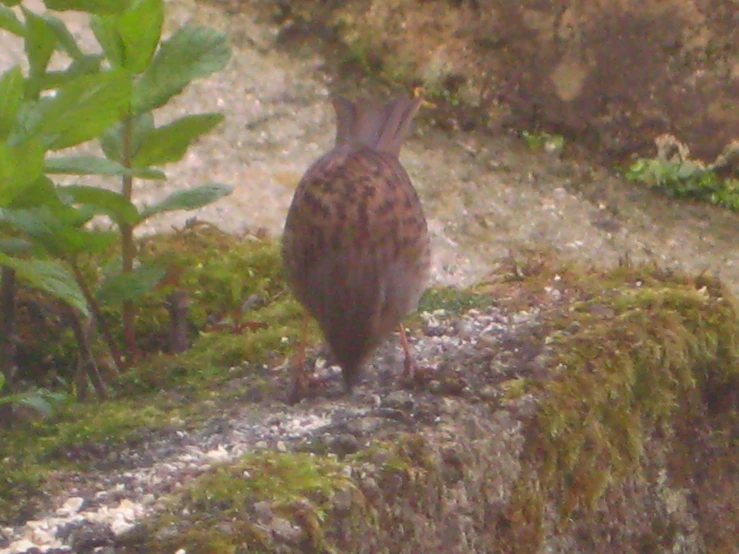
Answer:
[273,0,739,164]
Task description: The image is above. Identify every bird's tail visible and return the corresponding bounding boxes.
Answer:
[332,95,422,157]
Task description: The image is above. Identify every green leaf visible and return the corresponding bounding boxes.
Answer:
[45,155,165,179]
[0,237,33,255]
[22,389,68,416]
[18,393,53,416]
[43,0,130,14]
[67,53,104,77]
[96,263,166,304]
[132,113,223,167]
[677,161,704,180]
[57,184,140,225]
[0,141,45,207]
[118,0,163,73]
[0,66,23,139]
[46,155,124,176]
[40,54,104,90]
[0,252,89,315]
[9,175,67,211]
[100,111,153,162]
[23,69,132,150]
[0,205,116,256]
[140,183,232,220]
[0,206,67,242]
[90,14,123,67]
[0,6,24,36]
[43,13,83,59]
[22,7,57,97]
[132,25,231,113]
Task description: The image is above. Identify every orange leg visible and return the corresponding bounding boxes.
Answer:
[297,312,308,367]
[398,324,415,378]
[290,312,310,400]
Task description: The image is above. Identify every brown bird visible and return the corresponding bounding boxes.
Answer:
[282,94,430,398]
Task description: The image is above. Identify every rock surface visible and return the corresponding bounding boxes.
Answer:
[274,0,739,163]
[3,260,738,553]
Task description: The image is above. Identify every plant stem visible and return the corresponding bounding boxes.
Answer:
[70,260,123,375]
[66,307,108,400]
[120,114,138,362]
[0,266,17,382]
[0,266,17,425]
[167,289,190,353]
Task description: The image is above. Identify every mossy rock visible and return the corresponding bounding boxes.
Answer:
[111,256,739,553]
[0,226,312,524]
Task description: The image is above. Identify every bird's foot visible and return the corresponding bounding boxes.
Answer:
[288,359,348,403]
[287,360,323,404]
[399,357,434,389]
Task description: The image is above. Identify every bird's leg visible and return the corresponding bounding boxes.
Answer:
[398,324,415,379]
[289,313,333,402]
[289,312,311,401]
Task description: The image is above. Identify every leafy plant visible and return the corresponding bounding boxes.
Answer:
[521,130,565,154]
[0,372,67,417]
[626,135,739,211]
[0,0,233,403]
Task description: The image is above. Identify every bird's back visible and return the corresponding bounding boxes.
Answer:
[282,96,429,387]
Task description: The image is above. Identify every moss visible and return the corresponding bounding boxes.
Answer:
[351,434,435,475]
[125,451,358,553]
[6,225,300,387]
[116,433,443,553]
[133,225,292,347]
[0,227,316,525]
[500,377,531,401]
[0,398,175,524]
[5,232,738,549]
[0,466,47,526]
[417,285,495,315]
[504,262,739,548]
[116,225,316,396]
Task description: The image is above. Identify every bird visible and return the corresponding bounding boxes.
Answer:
[282,94,430,399]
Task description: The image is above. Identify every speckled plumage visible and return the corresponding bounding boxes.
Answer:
[282,96,430,393]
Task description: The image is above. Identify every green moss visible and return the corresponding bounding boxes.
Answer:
[118,432,443,552]
[417,285,495,315]
[134,225,291,344]
[5,230,737,549]
[1,399,172,461]
[351,434,434,475]
[500,377,531,401]
[131,451,357,553]
[115,226,317,396]
[7,225,300,387]
[508,263,739,546]
[0,398,175,524]
[0,227,317,525]
[0,466,47,526]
